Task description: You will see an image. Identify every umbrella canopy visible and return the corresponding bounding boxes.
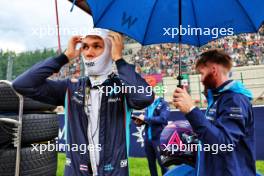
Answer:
[86,0,264,46]
[80,0,264,86]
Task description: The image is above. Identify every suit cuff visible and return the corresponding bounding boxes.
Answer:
[185,107,206,129]
[144,117,150,124]
[54,53,69,66]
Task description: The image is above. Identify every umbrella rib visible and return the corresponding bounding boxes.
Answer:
[142,0,159,45]
[190,0,201,47]
[94,0,116,26]
[233,0,258,31]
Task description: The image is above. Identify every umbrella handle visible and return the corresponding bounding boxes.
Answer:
[177,75,183,88]
[177,0,183,88]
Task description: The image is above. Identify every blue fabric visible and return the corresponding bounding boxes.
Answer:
[206,89,214,109]
[146,97,161,140]
[206,80,253,110]
[124,97,132,157]
[144,98,170,142]
[64,91,69,142]
[86,0,264,46]
[12,54,154,176]
[196,140,201,176]
[164,164,195,176]
[124,97,132,176]
[218,80,253,100]
[186,80,256,176]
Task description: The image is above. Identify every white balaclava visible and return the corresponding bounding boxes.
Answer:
[81,28,112,77]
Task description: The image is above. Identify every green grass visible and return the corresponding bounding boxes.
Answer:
[57,153,66,176]
[57,153,264,176]
[128,157,162,176]
[257,161,264,175]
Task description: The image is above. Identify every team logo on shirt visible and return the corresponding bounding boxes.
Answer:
[132,125,146,147]
[66,158,71,166]
[108,97,121,102]
[120,159,128,168]
[85,62,95,67]
[104,164,114,171]
[80,164,88,171]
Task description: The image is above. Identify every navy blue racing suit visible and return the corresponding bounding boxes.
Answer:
[12,54,154,176]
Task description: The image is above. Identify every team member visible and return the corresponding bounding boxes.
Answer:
[173,50,255,176]
[134,95,170,176]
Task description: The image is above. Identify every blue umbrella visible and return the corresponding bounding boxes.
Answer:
[83,0,264,85]
[86,0,264,46]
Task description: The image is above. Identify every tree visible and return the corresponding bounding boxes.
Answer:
[0,48,57,80]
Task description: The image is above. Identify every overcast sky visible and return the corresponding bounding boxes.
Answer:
[0,0,93,53]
